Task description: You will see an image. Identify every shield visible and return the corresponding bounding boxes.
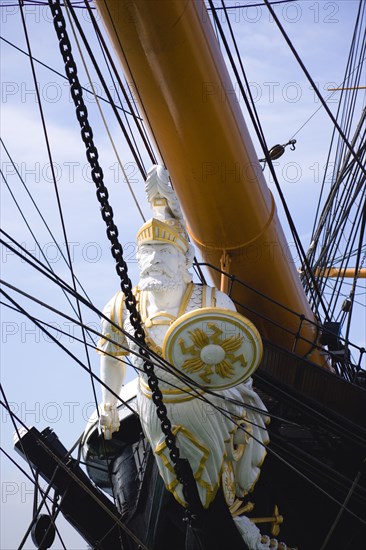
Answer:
[162,307,262,390]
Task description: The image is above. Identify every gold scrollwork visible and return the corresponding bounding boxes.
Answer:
[229,419,251,462]
[179,324,246,384]
[221,459,236,506]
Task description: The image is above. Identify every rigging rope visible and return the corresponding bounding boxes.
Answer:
[2,389,366,531]
[3,222,364,383]
[0,277,275,428]
[82,0,157,167]
[17,0,102,431]
[2,238,366,530]
[319,457,366,550]
[304,23,365,329]
[0,143,97,332]
[16,434,84,550]
[263,0,366,179]
[1,235,364,440]
[15,7,120,522]
[63,1,146,221]
[0,36,136,116]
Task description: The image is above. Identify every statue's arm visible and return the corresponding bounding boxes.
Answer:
[98,294,129,439]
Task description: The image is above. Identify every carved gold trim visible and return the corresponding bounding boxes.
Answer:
[96,332,130,356]
[250,505,283,538]
[211,287,216,307]
[138,378,203,402]
[177,282,194,317]
[137,283,195,355]
[154,424,223,508]
[230,499,255,517]
[230,418,251,461]
[202,285,207,307]
[109,292,117,326]
[137,218,189,255]
[222,459,236,506]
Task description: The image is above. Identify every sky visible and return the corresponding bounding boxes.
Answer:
[0,1,365,548]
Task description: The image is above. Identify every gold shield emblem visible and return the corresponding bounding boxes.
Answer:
[162,308,262,390]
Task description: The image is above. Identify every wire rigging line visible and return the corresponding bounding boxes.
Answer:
[311,84,366,261]
[262,0,366,180]
[3,221,364,383]
[62,0,147,179]
[1,444,74,550]
[94,30,147,174]
[2,236,365,527]
[1,263,364,444]
[206,0,297,9]
[1,284,272,451]
[319,457,366,550]
[328,193,365,322]
[289,55,366,147]
[0,286,140,417]
[96,0,166,168]
[309,138,365,320]
[1,445,74,550]
[343,201,366,342]
[5,219,364,368]
[1,0,93,7]
[0,0,298,8]
[297,0,366,331]
[11,0,124,512]
[4,229,355,434]
[0,276,272,426]
[16,0,97,364]
[1,446,45,489]
[82,0,205,284]
[0,36,137,117]
[82,0,156,166]
[2,3,365,543]
[48,0,210,520]
[16,0,104,436]
[0,138,92,305]
[3,323,364,530]
[0,157,96,331]
[63,1,146,222]
[310,10,365,241]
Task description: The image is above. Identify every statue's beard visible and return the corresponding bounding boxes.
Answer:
[139,268,184,292]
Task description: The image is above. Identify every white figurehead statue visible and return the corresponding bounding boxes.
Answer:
[98,165,271,549]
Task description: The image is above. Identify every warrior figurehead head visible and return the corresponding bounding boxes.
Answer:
[136,165,194,291]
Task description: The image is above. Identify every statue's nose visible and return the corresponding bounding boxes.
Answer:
[150,250,160,263]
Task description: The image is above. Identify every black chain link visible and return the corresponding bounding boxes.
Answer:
[48,0,203,519]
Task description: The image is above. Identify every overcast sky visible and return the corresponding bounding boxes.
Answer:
[1,1,364,548]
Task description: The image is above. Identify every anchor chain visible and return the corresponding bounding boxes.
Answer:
[48,0,202,519]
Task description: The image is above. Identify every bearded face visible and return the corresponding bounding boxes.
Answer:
[137,243,191,292]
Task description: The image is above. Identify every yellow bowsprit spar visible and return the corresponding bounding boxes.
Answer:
[94,0,325,364]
